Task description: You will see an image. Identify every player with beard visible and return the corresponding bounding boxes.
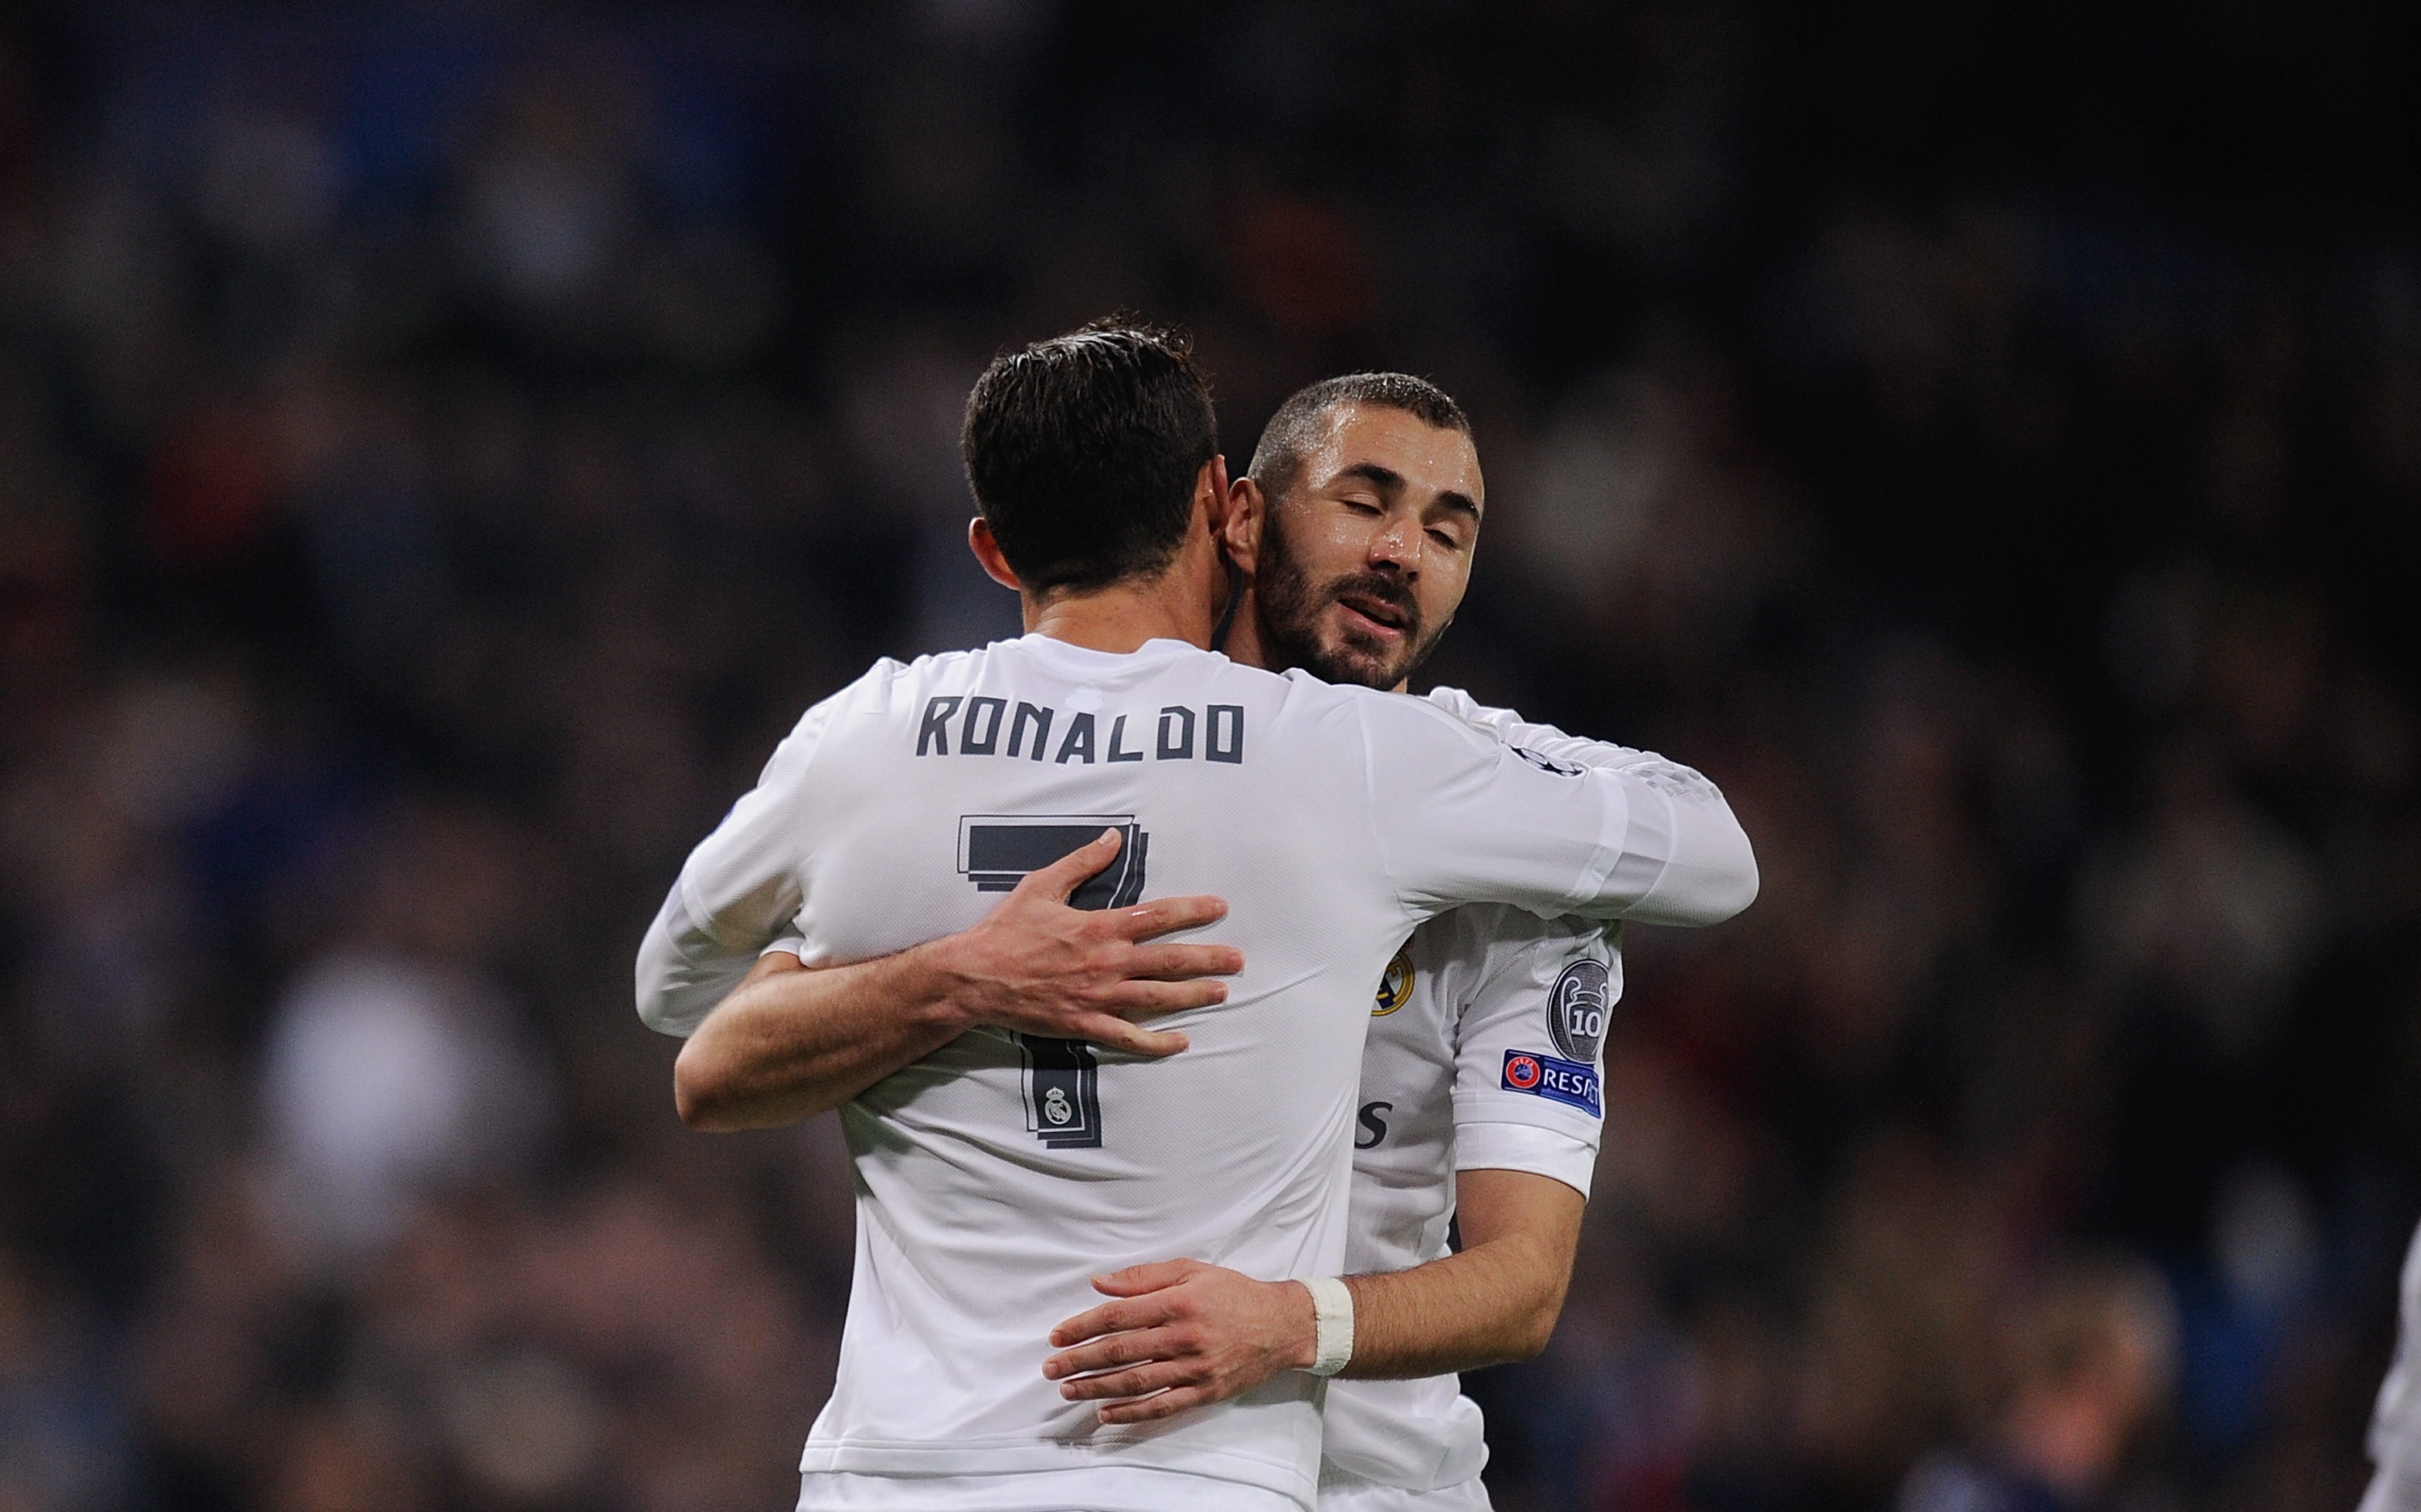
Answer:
[1038,374,1699,1512]
[673,368,1746,1512]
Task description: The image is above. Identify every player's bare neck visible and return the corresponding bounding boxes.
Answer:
[1022,577,1212,654]
[1021,522,1227,654]
[1219,585,1277,672]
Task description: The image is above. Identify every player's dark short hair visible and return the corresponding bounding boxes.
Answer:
[962,316,1219,598]
[1246,373,1471,507]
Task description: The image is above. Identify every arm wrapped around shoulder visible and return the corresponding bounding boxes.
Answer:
[1618,762,1758,927]
[1357,688,1757,926]
[1417,686,1758,927]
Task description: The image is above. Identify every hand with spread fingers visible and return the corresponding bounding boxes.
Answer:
[937,827,1241,1055]
[1042,1259,1317,1424]
[673,828,1242,1130]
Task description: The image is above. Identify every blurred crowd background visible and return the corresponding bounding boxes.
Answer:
[2,4,2417,1510]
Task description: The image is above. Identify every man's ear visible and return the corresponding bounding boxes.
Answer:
[1223,475,1268,576]
[968,517,1022,591]
[1195,455,1232,535]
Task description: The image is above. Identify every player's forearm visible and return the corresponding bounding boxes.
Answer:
[1532,743,1755,927]
[1338,1226,1572,1377]
[1428,691,1758,927]
[673,948,972,1131]
[1620,778,1758,926]
[1039,1174,1581,1415]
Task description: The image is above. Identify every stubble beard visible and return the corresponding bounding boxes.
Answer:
[1254,512,1449,691]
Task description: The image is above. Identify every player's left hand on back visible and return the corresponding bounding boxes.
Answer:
[1040,1258,1318,1422]
[943,828,1243,1057]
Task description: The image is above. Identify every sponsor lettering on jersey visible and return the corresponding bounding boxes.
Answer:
[1501,1050,1601,1116]
[1548,957,1612,1063]
[1355,1101,1393,1149]
[918,695,1244,765]
[1373,941,1415,1015]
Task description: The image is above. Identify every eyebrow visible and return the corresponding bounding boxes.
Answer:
[1332,462,1483,521]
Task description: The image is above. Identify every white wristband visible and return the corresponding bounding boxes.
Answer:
[1302,1276,1355,1376]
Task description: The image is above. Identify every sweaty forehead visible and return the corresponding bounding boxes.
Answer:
[1307,403,1484,507]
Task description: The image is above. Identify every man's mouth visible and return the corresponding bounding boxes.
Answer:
[1333,591,1411,640]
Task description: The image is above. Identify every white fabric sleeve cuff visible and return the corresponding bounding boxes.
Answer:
[763,936,806,959]
[1452,1120,1599,1200]
[1302,1276,1355,1376]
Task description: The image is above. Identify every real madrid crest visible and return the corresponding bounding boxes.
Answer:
[1373,940,1415,1015]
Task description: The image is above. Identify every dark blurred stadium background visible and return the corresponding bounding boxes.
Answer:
[2,4,2418,1509]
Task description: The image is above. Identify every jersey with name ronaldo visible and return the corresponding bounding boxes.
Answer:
[637,637,1750,1510]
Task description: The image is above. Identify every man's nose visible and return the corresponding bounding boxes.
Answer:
[1367,514,1421,574]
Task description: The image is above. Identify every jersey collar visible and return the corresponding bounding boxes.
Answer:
[1012,633,1215,669]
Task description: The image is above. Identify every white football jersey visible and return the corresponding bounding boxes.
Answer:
[637,636,1756,1512]
[1319,688,1645,1501]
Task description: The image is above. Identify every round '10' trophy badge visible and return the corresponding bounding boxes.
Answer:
[1547,958,1612,1063]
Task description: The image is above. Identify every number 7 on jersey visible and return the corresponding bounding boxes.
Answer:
[956,815,1151,1150]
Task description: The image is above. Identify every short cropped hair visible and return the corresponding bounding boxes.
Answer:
[1246,373,1470,506]
[961,317,1219,597]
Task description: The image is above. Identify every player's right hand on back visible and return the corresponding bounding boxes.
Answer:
[930,829,1241,1057]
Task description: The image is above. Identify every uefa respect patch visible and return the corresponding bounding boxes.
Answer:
[1501,1050,1602,1116]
